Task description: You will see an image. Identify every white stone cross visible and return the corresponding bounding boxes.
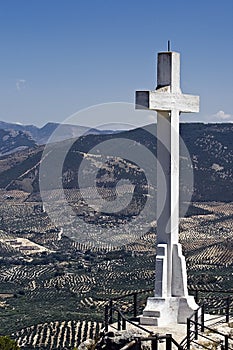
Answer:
[135,51,200,326]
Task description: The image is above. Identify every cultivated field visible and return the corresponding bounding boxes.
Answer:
[0,192,232,348]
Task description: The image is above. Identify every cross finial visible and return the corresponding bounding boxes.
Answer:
[167,40,171,52]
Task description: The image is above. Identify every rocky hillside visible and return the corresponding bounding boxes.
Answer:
[0,123,232,202]
[0,121,114,145]
[0,129,36,157]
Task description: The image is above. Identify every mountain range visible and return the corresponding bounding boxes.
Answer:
[0,128,36,157]
[0,120,115,153]
[0,121,232,202]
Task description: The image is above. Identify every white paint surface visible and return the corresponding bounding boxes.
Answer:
[136,51,199,325]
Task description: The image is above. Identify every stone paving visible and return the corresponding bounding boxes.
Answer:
[109,321,187,344]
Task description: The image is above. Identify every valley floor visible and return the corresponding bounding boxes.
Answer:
[0,194,232,348]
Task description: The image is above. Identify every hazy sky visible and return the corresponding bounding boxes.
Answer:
[0,0,232,127]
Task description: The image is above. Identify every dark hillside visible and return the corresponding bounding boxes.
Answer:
[0,123,232,201]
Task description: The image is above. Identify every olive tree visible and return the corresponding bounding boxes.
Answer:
[0,336,20,350]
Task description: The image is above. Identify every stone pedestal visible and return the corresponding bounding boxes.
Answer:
[140,242,198,326]
[140,296,198,326]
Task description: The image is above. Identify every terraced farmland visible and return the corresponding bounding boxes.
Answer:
[0,198,232,348]
[14,320,102,349]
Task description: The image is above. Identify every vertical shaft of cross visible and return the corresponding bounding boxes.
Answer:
[156,54,181,297]
[156,110,180,246]
[170,109,180,245]
[156,109,179,297]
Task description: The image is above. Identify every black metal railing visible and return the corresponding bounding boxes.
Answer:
[190,289,233,315]
[120,334,183,350]
[104,305,183,350]
[103,289,233,350]
[104,304,153,334]
[105,288,233,325]
[184,296,233,350]
[105,288,154,323]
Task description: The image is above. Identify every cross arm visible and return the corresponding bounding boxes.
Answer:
[136,91,200,113]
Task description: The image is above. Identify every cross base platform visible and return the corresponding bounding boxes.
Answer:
[140,296,198,326]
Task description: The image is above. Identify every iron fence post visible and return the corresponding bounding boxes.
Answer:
[104,304,109,332]
[133,293,137,318]
[118,311,121,331]
[166,334,172,350]
[187,318,191,350]
[109,299,113,324]
[226,297,230,323]
[201,304,205,332]
[151,335,158,350]
[225,335,228,350]
[194,310,198,340]
[122,316,126,330]
[195,289,199,303]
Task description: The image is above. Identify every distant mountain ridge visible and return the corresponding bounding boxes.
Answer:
[0,120,116,146]
[0,129,36,157]
[0,122,232,202]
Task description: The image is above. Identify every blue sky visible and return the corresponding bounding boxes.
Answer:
[0,0,232,127]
